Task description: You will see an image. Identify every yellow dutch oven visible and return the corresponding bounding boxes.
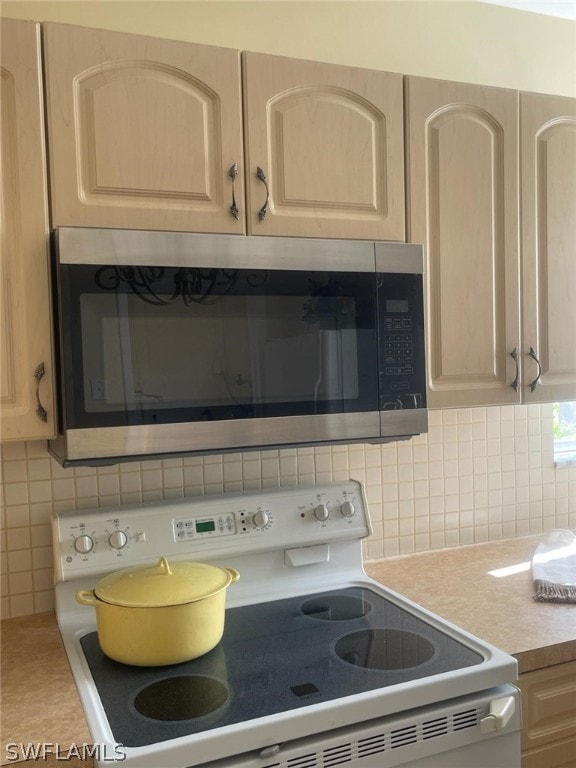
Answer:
[76,557,240,666]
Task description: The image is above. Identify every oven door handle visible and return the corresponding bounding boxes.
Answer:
[480,695,516,734]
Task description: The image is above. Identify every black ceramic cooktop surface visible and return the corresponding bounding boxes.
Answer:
[79,586,483,747]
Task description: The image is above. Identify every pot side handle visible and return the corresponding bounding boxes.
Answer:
[226,568,240,583]
[76,589,100,606]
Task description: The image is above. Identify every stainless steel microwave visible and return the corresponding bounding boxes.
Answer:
[49,228,427,466]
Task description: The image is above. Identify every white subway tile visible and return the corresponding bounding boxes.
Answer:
[5,505,30,528]
[1,443,27,461]
[30,525,51,547]
[486,421,501,439]
[4,483,29,506]
[52,478,76,500]
[34,590,55,614]
[6,527,30,551]
[75,476,98,499]
[3,460,28,483]
[9,570,33,594]
[96,474,120,498]
[163,467,184,488]
[27,459,51,482]
[9,593,34,617]
[120,472,142,494]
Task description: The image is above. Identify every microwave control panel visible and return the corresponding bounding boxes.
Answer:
[378,273,426,410]
[382,315,414,377]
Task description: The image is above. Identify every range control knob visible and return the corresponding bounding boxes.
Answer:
[313,504,330,522]
[73,534,94,555]
[340,501,356,518]
[108,530,128,550]
[252,509,270,529]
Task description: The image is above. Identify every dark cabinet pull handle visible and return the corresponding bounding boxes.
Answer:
[528,347,542,392]
[256,166,269,221]
[228,163,239,220]
[509,347,519,392]
[34,363,48,422]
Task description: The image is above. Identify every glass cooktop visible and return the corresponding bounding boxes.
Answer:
[79,587,483,748]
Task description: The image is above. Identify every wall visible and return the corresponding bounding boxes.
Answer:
[1,1,575,96]
[1,2,575,618]
[1,404,575,618]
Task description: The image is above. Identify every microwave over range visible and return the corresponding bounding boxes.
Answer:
[49,228,427,466]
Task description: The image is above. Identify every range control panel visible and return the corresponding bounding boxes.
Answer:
[52,480,370,581]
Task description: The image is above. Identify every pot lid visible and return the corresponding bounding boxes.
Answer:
[94,557,239,608]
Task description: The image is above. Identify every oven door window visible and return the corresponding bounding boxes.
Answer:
[57,265,378,428]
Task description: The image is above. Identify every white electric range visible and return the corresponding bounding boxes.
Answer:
[52,480,521,768]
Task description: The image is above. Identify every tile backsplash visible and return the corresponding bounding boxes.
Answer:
[1,403,574,619]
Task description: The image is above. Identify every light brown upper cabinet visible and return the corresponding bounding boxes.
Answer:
[43,23,405,241]
[242,53,405,240]
[0,18,56,440]
[406,76,521,408]
[521,92,576,404]
[43,23,246,234]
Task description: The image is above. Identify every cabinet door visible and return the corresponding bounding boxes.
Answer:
[521,92,576,403]
[242,53,405,240]
[0,19,56,440]
[43,23,245,234]
[406,76,520,408]
[519,661,576,767]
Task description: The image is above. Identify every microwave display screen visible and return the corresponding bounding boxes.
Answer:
[386,299,409,314]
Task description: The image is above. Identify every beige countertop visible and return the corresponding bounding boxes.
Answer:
[365,535,576,674]
[1,535,574,763]
[0,612,91,765]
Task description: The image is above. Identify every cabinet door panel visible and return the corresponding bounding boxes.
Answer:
[0,19,55,440]
[82,68,216,199]
[519,661,576,758]
[521,93,576,403]
[243,53,404,240]
[44,23,245,234]
[406,77,520,408]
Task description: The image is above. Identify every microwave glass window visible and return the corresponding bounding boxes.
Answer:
[61,266,379,428]
[79,294,360,412]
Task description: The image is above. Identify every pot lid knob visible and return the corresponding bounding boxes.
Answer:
[157,557,173,575]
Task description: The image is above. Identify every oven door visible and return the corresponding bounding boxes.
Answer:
[204,685,520,768]
[52,229,388,463]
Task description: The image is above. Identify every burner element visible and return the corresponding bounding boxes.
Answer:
[133,675,228,721]
[336,629,435,670]
[301,594,370,621]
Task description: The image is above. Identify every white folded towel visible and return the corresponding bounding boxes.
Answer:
[532,529,576,603]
